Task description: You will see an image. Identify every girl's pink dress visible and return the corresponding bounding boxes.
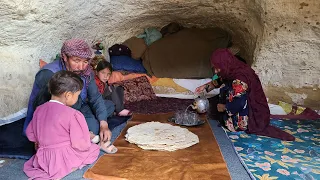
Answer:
[23,100,100,179]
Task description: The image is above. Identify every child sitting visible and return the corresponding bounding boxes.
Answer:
[23,71,101,180]
[92,56,132,116]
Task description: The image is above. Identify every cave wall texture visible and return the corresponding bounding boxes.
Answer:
[0,0,319,117]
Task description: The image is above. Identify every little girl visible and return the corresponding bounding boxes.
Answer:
[92,56,132,116]
[24,71,100,180]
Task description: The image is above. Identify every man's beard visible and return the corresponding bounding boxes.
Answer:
[64,57,85,75]
[72,70,83,74]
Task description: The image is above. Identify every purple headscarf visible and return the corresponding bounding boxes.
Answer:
[61,39,93,59]
[61,39,93,80]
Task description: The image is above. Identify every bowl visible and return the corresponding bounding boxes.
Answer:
[168,111,205,126]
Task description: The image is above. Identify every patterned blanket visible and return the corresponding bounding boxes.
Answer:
[226,119,320,180]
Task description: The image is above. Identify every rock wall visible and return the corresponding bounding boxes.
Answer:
[253,1,320,108]
[0,0,319,117]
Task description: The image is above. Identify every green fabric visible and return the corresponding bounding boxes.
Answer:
[137,28,162,46]
[212,74,219,80]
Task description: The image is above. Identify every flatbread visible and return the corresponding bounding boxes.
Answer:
[125,122,199,151]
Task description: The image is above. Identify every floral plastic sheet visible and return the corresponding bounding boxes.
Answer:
[226,119,320,180]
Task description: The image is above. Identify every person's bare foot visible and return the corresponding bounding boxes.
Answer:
[90,132,100,144]
[118,109,132,116]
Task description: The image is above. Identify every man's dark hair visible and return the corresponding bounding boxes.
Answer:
[48,71,83,96]
[96,60,113,72]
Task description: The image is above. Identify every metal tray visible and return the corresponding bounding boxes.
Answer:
[168,116,205,127]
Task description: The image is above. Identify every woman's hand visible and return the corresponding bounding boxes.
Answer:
[217,104,226,112]
[195,84,207,94]
[99,120,112,143]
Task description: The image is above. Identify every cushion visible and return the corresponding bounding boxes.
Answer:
[110,55,147,73]
[278,101,306,115]
[108,71,157,84]
[122,37,147,60]
[108,44,131,57]
[113,76,157,104]
[151,78,189,93]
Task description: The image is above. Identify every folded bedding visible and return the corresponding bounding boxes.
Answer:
[110,73,220,99]
[108,71,157,84]
[110,55,147,73]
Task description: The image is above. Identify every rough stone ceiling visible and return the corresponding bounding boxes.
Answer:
[0,0,319,117]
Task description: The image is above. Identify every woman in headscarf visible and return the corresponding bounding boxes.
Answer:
[195,49,294,141]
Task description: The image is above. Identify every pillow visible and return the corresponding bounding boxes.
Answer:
[278,101,306,115]
[110,55,147,73]
[122,37,147,60]
[108,71,157,84]
[108,44,131,57]
[151,78,189,93]
[113,76,157,104]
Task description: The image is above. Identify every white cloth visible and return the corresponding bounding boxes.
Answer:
[173,78,220,96]
[0,108,28,126]
[268,104,287,115]
[49,100,64,105]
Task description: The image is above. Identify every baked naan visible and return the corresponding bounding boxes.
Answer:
[125,122,199,151]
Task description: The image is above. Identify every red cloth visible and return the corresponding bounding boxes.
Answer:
[271,107,320,120]
[211,49,295,141]
[94,75,105,94]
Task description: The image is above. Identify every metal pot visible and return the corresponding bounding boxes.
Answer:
[191,96,210,114]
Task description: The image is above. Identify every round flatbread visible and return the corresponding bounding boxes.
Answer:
[125,122,199,151]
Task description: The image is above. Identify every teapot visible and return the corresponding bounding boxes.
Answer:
[190,94,209,114]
